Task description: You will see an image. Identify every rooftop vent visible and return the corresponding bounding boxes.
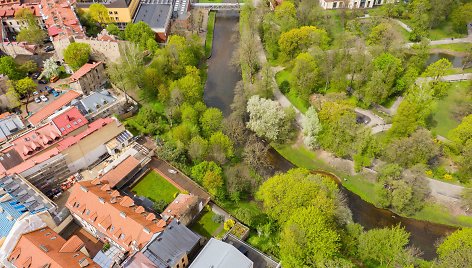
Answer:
[39,245,49,252]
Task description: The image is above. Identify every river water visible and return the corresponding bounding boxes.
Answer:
[203,11,457,260]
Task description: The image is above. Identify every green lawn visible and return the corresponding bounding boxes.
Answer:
[431,43,472,53]
[275,69,309,113]
[413,203,472,227]
[190,210,222,238]
[430,81,472,138]
[205,11,216,57]
[428,21,467,40]
[131,171,180,203]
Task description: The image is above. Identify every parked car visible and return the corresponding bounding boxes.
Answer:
[44,46,54,52]
[38,79,47,84]
[50,76,59,83]
[33,91,39,95]
[52,90,60,97]
[40,95,48,102]
[45,86,54,93]
[34,97,41,103]
[32,73,40,79]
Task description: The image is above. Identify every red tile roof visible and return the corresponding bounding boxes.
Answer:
[6,123,62,160]
[28,90,81,126]
[0,4,41,18]
[57,117,114,151]
[40,0,85,40]
[69,62,103,82]
[51,106,88,135]
[8,227,99,268]
[161,194,199,220]
[99,156,140,188]
[66,181,167,252]
[6,147,60,175]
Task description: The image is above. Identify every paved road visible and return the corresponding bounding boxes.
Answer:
[149,158,211,203]
[417,73,472,83]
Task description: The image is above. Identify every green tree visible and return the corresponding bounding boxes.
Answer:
[449,114,472,147]
[408,0,431,41]
[358,225,411,267]
[274,1,297,32]
[368,23,403,50]
[292,52,320,100]
[450,3,472,34]
[88,3,110,24]
[422,58,452,97]
[280,206,341,267]
[106,24,123,38]
[167,35,203,67]
[41,58,60,80]
[360,53,403,105]
[458,144,472,183]
[188,136,208,163]
[64,43,91,71]
[8,77,36,114]
[208,131,233,164]
[318,100,358,157]
[385,128,440,168]
[15,8,46,45]
[124,22,158,51]
[278,26,329,59]
[437,228,472,267]
[171,66,202,104]
[200,108,223,137]
[0,56,22,80]
[256,168,337,224]
[152,199,167,213]
[18,60,37,74]
[191,161,222,184]
[203,171,224,196]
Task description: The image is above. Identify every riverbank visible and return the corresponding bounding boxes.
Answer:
[274,141,472,228]
[205,11,216,57]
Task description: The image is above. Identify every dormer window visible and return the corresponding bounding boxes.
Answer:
[119,233,125,240]
[109,225,114,232]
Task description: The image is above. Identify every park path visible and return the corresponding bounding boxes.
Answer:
[393,19,412,32]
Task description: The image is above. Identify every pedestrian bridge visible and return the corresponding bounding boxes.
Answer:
[190,2,244,10]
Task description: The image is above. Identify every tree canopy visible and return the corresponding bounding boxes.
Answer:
[64,43,91,71]
[436,228,472,267]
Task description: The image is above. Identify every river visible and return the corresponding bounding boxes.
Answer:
[203,11,457,260]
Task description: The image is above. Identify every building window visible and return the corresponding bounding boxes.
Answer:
[333,2,337,8]
[114,11,118,14]
[109,11,113,14]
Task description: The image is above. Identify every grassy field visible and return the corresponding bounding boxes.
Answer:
[431,43,472,53]
[430,81,472,137]
[131,171,180,203]
[429,21,467,40]
[190,210,222,238]
[275,69,309,113]
[413,203,472,227]
[205,11,216,57]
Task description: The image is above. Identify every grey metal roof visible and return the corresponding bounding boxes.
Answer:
[133,3,172,31]
[189,238,253,268]
[75,90,116,115]
[0,114,25,140]
[126,219,200,267]
[0,149,23,170]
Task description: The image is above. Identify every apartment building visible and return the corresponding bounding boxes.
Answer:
[319,0,397,9]
[69,62,107,95]
[77,0,140,28]
[0,4,45,35]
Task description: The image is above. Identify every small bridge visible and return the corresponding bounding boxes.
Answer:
[190,2,244,10]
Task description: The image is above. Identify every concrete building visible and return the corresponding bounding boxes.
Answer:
[69,62,107,95]
[133,0,172,42]
[77,0,140,28]
[58,117,126,173]
[0,113,25,142]
[74,90,129,121]
[0,174,56,239]
[66,180,168,253]
[123,219,201,268]
[189,238,253,268]
[4,226,99,268]
[0,4,45,35]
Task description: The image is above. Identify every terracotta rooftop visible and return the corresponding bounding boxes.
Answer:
[39,0,85,41]
[161,194,199,221]
[66,180,167,252]
[7,227,99,268]
[0,4,41,17]
[6,147,60,175]
[69,62,103,82]
[28,90,82,126]
[57,117,114,151]
[6,122,62,160]
[99,155,140,188]
[51,106,88,135]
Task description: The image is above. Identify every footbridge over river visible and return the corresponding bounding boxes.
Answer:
[190,2,244,10]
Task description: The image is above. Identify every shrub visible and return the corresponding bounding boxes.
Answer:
[224,219,235,231]
[212,214,224,223]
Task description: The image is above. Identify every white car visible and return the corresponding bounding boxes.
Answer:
[34,97,41,103]
[40,95,48,102]
[168,169,177,174]
[33,91,39,95]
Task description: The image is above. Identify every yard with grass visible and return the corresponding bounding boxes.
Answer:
[190,210,223,238]
[430,81,472,138]
[131,170,180,203]
[431,43,472,53]
[275,69,309,113]
[205,11,216,57]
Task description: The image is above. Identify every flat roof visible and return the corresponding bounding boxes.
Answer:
[133,2,171,31]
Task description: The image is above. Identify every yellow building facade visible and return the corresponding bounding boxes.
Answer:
[77,0,140,27]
